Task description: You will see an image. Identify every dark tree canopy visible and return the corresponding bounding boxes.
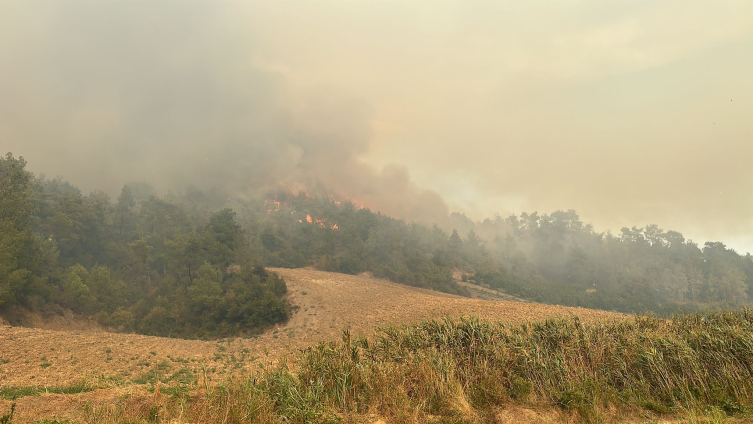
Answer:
[0,154,291,338]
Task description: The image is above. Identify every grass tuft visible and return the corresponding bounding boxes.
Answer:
[0,381,92,401]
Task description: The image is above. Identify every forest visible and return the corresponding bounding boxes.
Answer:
[0,154,290,338]
[243,191,753,314]
[2,152,752,338]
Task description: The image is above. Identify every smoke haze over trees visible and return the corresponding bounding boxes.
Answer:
[2,154,752,331]
[2,1,753,251]
[0,2,451,227]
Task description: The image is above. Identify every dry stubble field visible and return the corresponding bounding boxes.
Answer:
[0,268,626,422]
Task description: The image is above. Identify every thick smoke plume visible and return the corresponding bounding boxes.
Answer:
[0,2,449,225]
[3,1,753,250]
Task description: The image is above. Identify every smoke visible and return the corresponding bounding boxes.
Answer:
[2,1,753,250]
[0,1,449,225]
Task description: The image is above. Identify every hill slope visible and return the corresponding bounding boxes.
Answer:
[0,268,625,422]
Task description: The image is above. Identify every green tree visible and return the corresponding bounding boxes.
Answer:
[60,264,95,313]
[0,153,35,306]
[128,235,154,291]
[117,185,136,237]
[708,269,747,305]
[188,263,223,315]
[660,266,688,302]
[204,209,245,267]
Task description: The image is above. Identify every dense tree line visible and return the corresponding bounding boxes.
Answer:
[0,154,290,338]
[3,152,753,328]
[464,212,753,313]
[234,193,753,314]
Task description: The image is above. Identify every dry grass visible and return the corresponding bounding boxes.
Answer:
[5,312,752,423]
[0,268,626,423]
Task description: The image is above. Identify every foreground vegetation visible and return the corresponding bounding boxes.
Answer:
[6,310,753,423]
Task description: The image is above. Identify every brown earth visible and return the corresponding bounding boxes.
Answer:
[0,268,627,423]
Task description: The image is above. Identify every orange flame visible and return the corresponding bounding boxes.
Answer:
[331,223,339,231]
[306,214,313,223]
[265,199,284,214]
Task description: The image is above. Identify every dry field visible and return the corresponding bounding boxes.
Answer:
[0,268,626,422]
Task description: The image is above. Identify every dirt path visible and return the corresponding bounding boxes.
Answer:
[0,268,627,422]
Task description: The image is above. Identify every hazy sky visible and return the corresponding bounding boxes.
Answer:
[2,1,752,252]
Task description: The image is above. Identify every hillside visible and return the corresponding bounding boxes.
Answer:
[4,153,753,327]
[0,268,625,423]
